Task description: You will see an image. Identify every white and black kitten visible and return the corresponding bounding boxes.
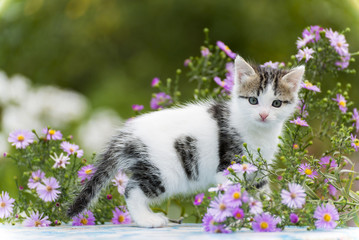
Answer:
[68,56,305,227]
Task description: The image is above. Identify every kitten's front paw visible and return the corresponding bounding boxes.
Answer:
[135,213,168,228]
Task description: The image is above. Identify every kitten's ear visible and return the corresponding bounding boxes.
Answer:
[234,55,256,84]
[282,65,305,92]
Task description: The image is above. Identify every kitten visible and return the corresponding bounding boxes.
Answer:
[67,56,304,227]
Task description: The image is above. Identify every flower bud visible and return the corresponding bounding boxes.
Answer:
[176,69,182,75]
[203,28,209,33]
[243,143,247,148]
[201,77,207,82]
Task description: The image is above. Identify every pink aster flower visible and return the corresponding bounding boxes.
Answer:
[208,180,232,193]
[290,213,299,224]
[313,204,339,229]
[281,183,306,209]
[112,206,131,224]
[249,197,263,215]
[132,104,144,112]
[201,47,211,57]
[28,170,46,189]
[60,141,84,158]
[252,213,281,232]
[37,177,61,202]
[290,117,309,127]
[319,156,338,169]
[298,163,318,179]
[223,184,243,208]
[202,213,216,232]
[296,101,309,118]
[308,25,323,42]
[51,152,70,169]
[72,210,96,226]
[232,207,244,220]
[216,41,236,59]
[332,94,347,113]
[42,128,62,140]
[0,191,15,218]
[232,163,258,174]
[150,92,173,110]
[353,108,359,132]
[78,164,96,181]
[328,184,338,196]
[184,59,191,67]
[208,194,233,222]
[301,80,320,92]
[151,77,160,87]
[112,170,128,195]
[23,211,51,227]
[260,61,279,69]
[336,54,351,70]
[350,134,359,152]
[325,29,349,56]
[8,129,35,149]
[194,193,205,206]
[296,47,315,63]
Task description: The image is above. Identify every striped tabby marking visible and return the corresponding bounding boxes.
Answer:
[174,136,199,181]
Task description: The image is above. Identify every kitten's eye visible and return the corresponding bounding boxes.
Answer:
[272,100,282,108]
[248,97,258,105]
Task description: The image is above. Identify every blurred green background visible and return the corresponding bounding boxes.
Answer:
[1,0,359,202]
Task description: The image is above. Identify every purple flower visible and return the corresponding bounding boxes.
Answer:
[194,193,205,206]
[290,213,299,224]
[332,94,347,113]
[72,210,96,226]
[298,163,318,179]
[0,191,15,218]
[223,184,243,208]
[290,117,309,127]
[151,77,160,87]
[28,170,46,190]
[78,165,96,181]
[208,194,233,222]
[201,47,211,57]
[42,128,62,140]
[249,197,263,215]
[112,170,129,195]
[252,213,281,232]
[212,225,232,233]
[296,47,315,62]
[353,108,359,132]
[60,141,84,158]
[37,177,61,202]
[202,213,216,232]
[260,61,279,69]
[313,204,339,229]
[232,163,258,174]
[132,104,144,112]
[328,184,338,196]
[281,183,306,209]
[184,59,191,67]
[232,208,244,220]
[350,134,359,152]
[208,181,232,193]
[112,206,131,224]
[150,92,173,110]
[301,80,320,92]
[107,194,112,200]
[319,156,338,169]
[325,29,349,56]
[8,129,35,149]
[309,25,323,42]
[216,41,236,59]
[23,211,51,227]
[296,101,309,118]
[51,153,70,169]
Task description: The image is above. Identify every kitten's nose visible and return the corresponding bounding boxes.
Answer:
[259,113,269,121]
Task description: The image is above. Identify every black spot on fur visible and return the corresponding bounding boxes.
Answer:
[174,136,199,180]
[208,101,243,172]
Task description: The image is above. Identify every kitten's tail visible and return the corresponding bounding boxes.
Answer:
[67,142,126,218]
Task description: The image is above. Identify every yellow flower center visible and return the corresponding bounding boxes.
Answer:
[69,147,75,153]
[339,100,346,107]
[236,212,242,218]
[33,176,40,182]
[35,220,42,227]
[118,215,125,223]
[80,218,88,225]
[293,144,299,149]
[17,135,25,142]
[304,168,312,175]
[46,186,53,192]
[1,202,5,208]
[224,46,230,51]
[260,221,269,229]
[290,193,297,199]
[242,164,248,171]
[233,192,241,199]
[85,169,92,175]
[219,203,226,211]
[49,130,56,135]
[304,81,313,87]
[323,213,332,222]
[337,42,342,47]
[354,139,359,147]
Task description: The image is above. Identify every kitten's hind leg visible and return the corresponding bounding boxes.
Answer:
[125,187,168,228]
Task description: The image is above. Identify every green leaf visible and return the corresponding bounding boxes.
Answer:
[304,183,319,199]
[344,165,355,196]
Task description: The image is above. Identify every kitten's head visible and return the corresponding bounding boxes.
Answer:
[232,56,304,127]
